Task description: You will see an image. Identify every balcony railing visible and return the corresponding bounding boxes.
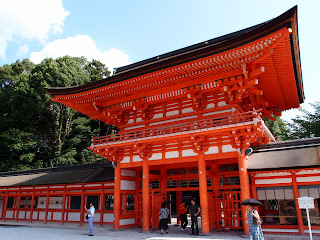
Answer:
[91,110,261,146]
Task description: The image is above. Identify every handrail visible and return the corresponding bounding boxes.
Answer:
[91,110,261,146]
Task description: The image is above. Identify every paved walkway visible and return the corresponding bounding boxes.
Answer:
[0,221,319,240]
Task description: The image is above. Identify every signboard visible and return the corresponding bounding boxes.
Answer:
[298,197,314,240]
[298,197,315,209]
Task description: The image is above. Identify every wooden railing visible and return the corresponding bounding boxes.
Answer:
[91,111,260,146]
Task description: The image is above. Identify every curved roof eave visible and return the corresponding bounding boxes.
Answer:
[45,6,303,103]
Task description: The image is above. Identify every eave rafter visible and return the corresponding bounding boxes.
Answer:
[52,28,291,112]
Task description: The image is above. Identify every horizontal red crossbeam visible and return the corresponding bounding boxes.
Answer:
[91,110,261,146]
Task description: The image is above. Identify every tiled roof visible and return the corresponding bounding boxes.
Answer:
[0,162,114,187]
[247,138,320,170]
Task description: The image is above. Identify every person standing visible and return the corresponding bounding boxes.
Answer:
[84,203,95,236]
[178,201,188,232]
[247,204,264,240]
[190,199,200,235]
[159,203,169,234]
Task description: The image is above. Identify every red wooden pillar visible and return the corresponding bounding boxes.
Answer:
[61,186,66,225]
[176,191,182,225]
[292,172,305,235]
[80,184,85,226]
[2,190,8,221]
[198,151,210,234]
[238,152,250,235]
[29,187,35,223]
[134,169,139,226]
[212,163,220,229]
[160,168,167,197]
[44,187,50,224]
[15,187,21,222]
[113,165,121,229]
[142,157,150,231]
[100,184,104,227]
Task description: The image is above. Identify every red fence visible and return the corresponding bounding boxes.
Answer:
[92,111,260,146]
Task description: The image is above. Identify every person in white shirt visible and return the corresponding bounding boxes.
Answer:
[84,203,95,236]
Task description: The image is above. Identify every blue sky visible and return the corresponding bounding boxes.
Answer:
[0,0,319,121]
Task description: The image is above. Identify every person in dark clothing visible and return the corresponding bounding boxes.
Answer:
[189,199,201,235]
[178,201,188,232]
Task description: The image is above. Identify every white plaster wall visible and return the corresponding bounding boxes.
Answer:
[297,176,320,182]
[149,153,162,160]
[136,117,143,122]
[205,103,215,109]
[53,212,62,221]
[152,113,163,119]
[255,172,291,177]
[121,156,130,163]
[121,169,136,177]
[39,211,45,220]
[68,212,80,221]
[103,213,113,222]
[255,178,292,185]
[296,169,320,175]
[120,218,136,226]
[18,211,25,219]
[182,149,197,157]
[93,213,100,222]
[133,155,143,162]
[26,212,30,219]
[32,211,38,219]
[6,210,13,218]
[165,151,179,159]
[182,107,194,114]
[218,101,227,107]
[121,180,136,191]
[222,145,236,153]
[166,110,179,117]
[204,146,219,155]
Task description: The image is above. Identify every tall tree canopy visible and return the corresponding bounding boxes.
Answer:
[0,57,112,171]
[286,102,320,139]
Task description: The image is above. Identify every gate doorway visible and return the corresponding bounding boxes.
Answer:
[218,190,242,229]
[135,192,165,230]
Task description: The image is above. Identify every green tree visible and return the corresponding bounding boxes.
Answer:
[0,56,111,171]
[264,117,290,141]
[287,102,320,139]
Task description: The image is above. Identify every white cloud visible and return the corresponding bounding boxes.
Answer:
[0,0,69,58]
[17,44,30,57]
[30,35,131,72]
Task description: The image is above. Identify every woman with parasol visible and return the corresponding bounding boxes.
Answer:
[241,199,264,240]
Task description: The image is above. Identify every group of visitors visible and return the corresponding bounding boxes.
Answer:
[84,200,264,240]
[159,199,264,240]
[159,198,201,236]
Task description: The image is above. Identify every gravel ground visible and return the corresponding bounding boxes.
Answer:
[1,221,319,240]
[0,222,244,240]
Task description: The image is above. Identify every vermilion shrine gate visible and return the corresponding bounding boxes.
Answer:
[45,7,303,234]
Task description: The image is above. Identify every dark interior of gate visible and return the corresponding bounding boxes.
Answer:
[130,158,242,231]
